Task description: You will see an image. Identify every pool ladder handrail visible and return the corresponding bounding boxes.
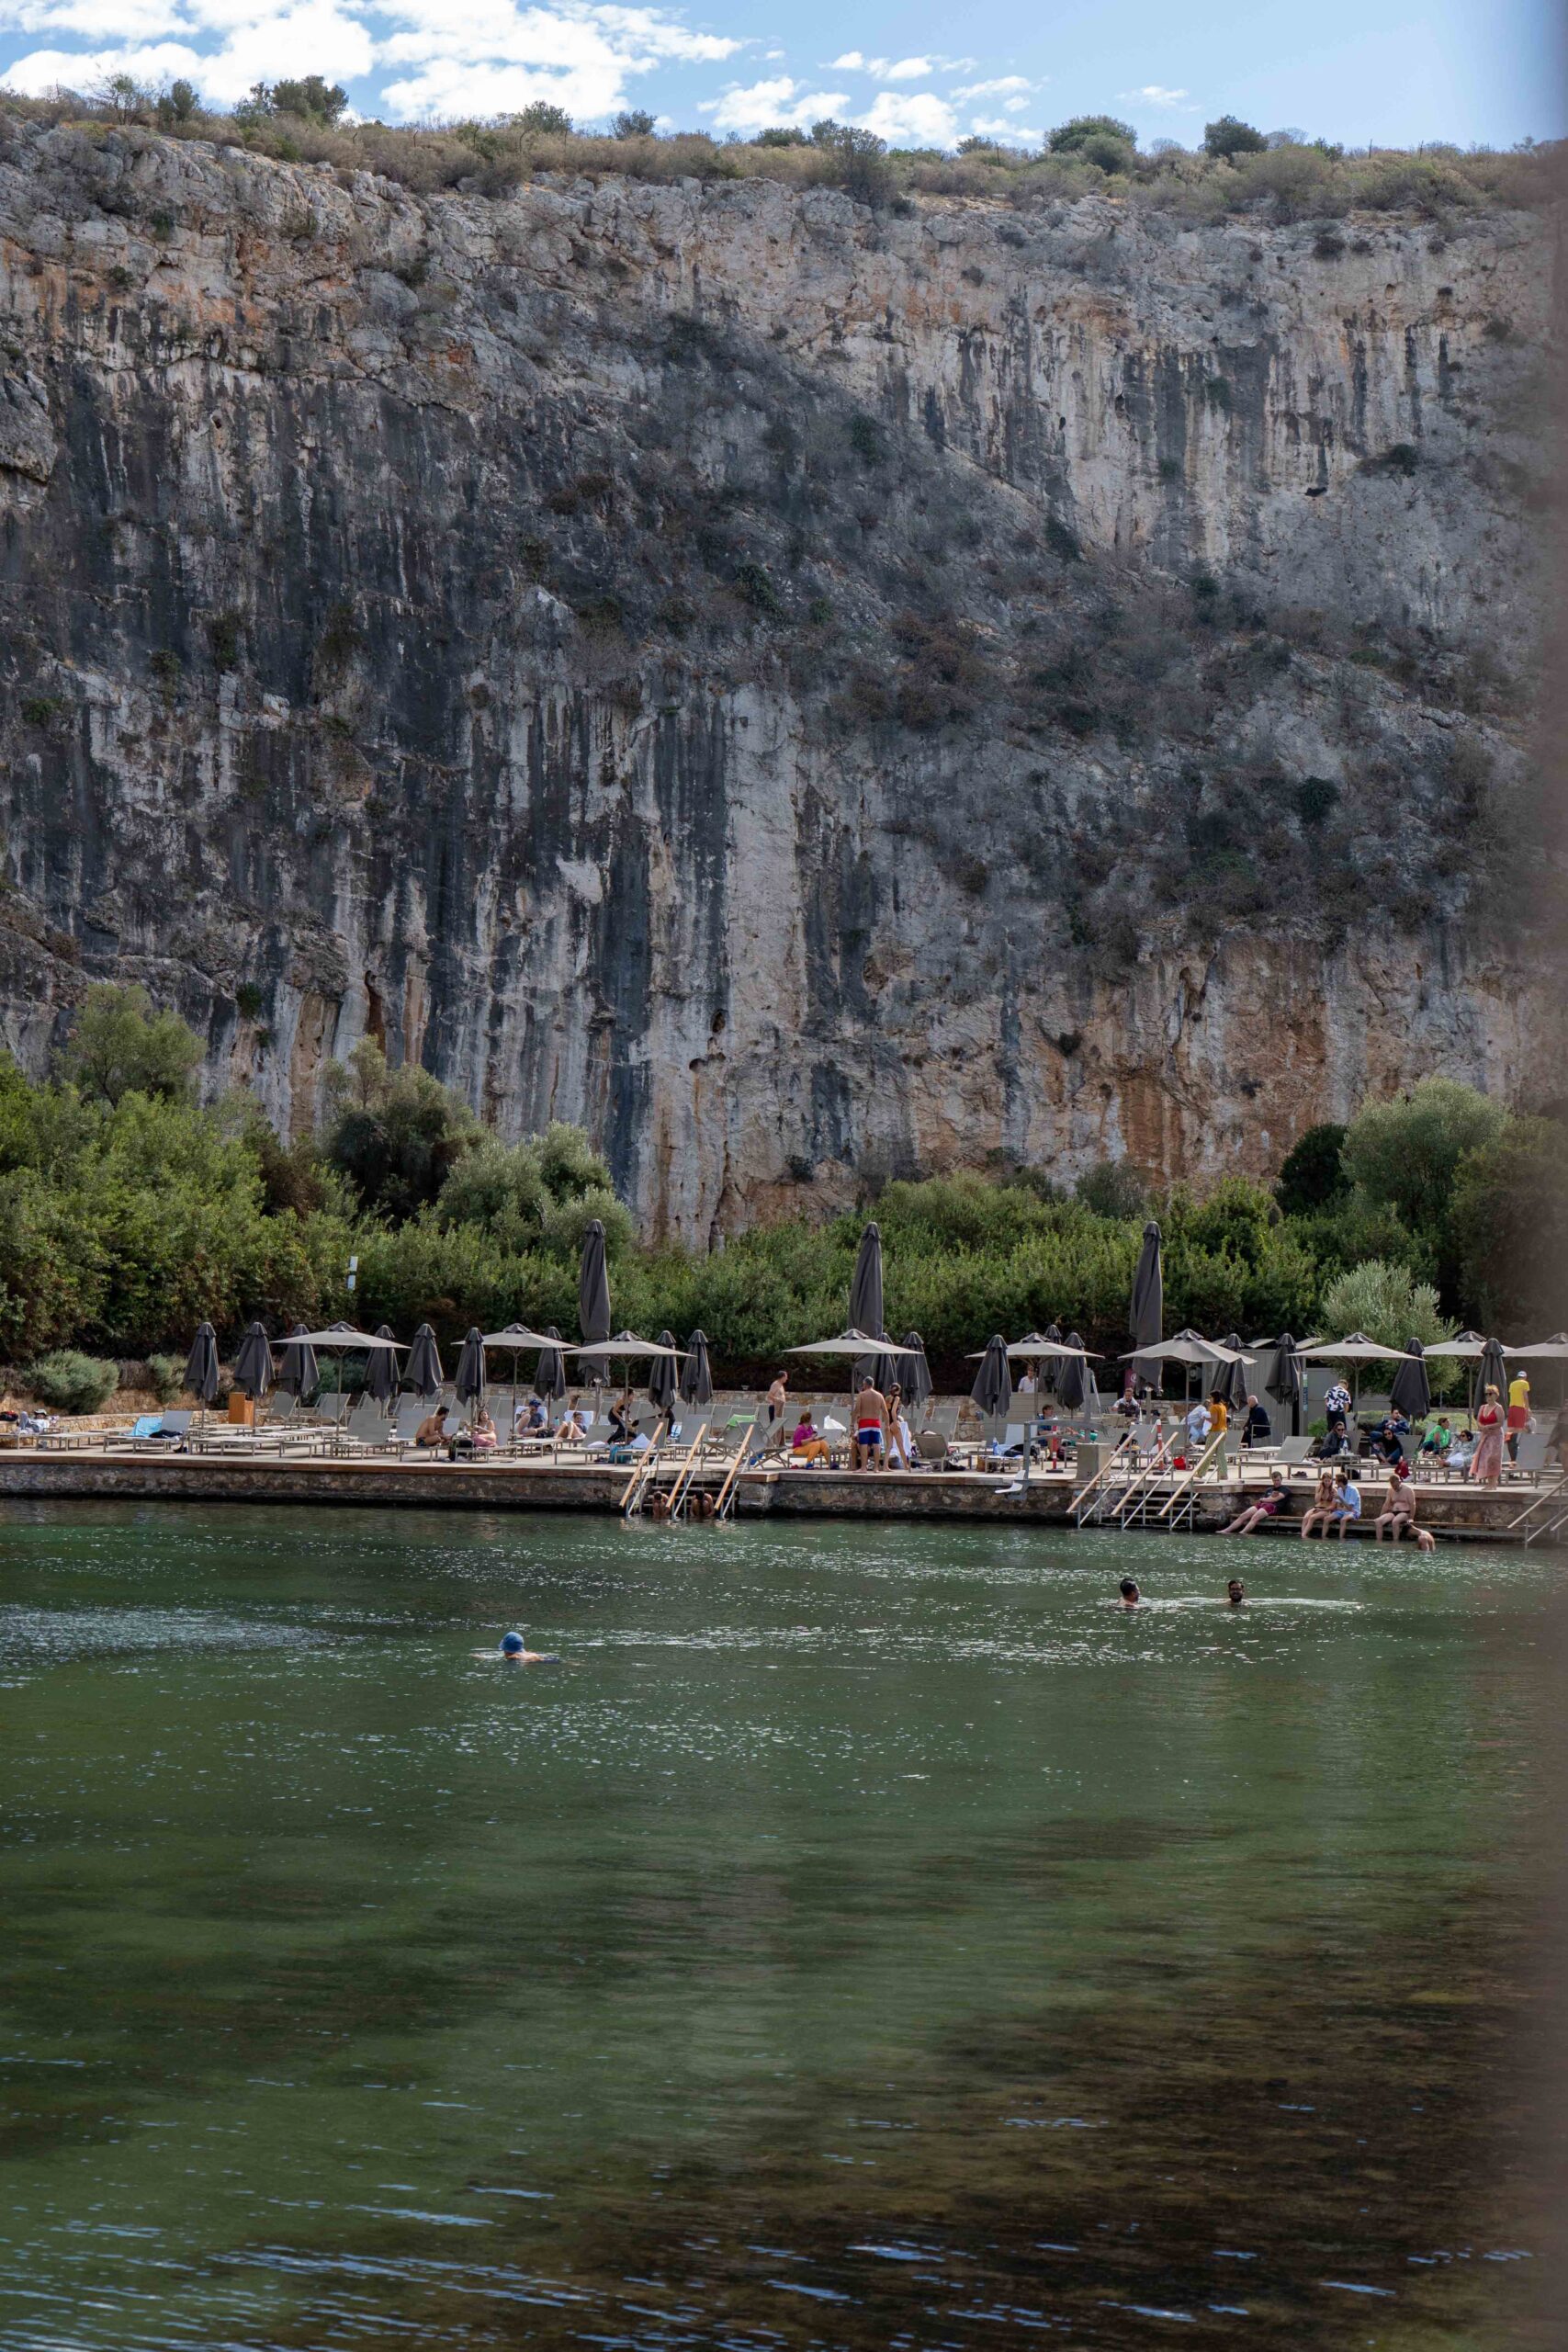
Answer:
[1506,1468,1568,1546]
[1111,1427,1179,1526]
[1156,1427,1230,1526]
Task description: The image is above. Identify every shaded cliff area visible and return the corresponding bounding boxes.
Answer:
[0,116,1560,1239]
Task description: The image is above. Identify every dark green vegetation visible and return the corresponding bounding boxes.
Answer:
[0,989,1559,1385]
[0,1507,1556,2349]
[28,79,1558,219]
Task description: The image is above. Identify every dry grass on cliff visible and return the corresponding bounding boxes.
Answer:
[2,88,1560,223]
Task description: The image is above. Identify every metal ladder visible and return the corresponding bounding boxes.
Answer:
[1110,1430,1177,1527]
[1506,1472,1568,1548]
[1156,1428,1229,1532]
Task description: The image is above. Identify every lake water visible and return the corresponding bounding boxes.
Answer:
[0,1502,1562,2350]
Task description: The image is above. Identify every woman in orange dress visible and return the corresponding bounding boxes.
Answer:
[1472,1385,1506,1485]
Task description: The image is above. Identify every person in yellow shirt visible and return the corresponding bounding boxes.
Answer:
[1506,1371,1531,1462]
[1207,1392,1229,1439]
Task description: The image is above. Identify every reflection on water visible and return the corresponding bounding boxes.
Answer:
[0,1503,1557,2348]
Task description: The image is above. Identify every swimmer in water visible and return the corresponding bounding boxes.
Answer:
[1119,1577,1141,1608]
[1227,1578,1246,1606]
[479,1629,560,1663]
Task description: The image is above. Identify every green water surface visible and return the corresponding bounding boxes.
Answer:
[0,1503,1560,2349]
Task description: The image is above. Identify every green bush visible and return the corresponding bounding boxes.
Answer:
[145,1353,186,1404]
[28,1350,120,1415]
[1320,1258,1453,1351]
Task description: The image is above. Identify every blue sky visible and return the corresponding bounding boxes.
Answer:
[0,1,1559,148]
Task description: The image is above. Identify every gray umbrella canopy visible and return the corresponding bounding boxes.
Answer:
[1388,1339,1431,1420]
[536,1327,567,1405]
[680,1330,714,1407]
[649,1329,680,1413]
[578,1220,612,1346]
[367,1326,399,1405]
[1056,1333,1090,1414]
[1509,1332,1568,1358]
[897,1331,932,1408]
[1129,1220,1163,1382]
[970,1334,1012,1420]
[784,1329,887,1359]
[185,1321,220,1406]
[1216,1333,1251,1413]
[1472,1336,1508,1419]
[231,1320,274,1399]
[405,1323,443,1399]
[454,1328,487,1406]
[277,1322,320,1397]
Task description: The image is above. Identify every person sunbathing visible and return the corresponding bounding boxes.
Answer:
[413,1408,447,1450]
[1373,1472,1418,1542]
[470,1407,499,1452]
[1220,1471,1288,1535]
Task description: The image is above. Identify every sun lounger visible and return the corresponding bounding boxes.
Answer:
[122,1408,193,1448]
[1505,1431,1547,1482]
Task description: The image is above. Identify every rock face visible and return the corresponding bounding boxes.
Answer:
[0,119,1559,1238]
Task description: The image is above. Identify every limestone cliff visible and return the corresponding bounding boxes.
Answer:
[0,117,1559,1238]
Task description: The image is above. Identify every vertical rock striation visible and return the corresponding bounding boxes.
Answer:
[0,120,1559,1238]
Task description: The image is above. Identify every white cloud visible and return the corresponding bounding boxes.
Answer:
[1120,84,1193,109]
[702,75,846,132]
[967,114,1040,142]
[954,74,1032,100]
[828,50,863,70]
[876,56,931,81]
[2,3,373,102]
[0,1,742,120]
[856,87,956,145]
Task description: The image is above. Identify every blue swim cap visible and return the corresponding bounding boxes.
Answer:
[500,1631,525,1656]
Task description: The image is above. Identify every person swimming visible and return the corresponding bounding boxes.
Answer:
[1227,1578,1246,1606]
[491,1630,559,1663]
[1119,1577,1141,1608]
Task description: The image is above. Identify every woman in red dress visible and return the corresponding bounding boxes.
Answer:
[1472,1385,1506,1486]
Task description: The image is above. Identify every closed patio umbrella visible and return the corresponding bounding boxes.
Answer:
[454,1328,486,1408]
[231,1320,274,1401]
[649,1329,679,1415]
[185,1321,220,1412]
[1267,1333,1304,1437]
[578,1220,612,1346]
[1129,1220,1163,1387]
[1472,1336,1508,1421]
[367,1326,399,1406]
[1216,1333,1251,1415]
[1056,1332,1091,1415]
[405,1323,443,1400]
[1388,1338,1430,1421]
[276,1322,320,1398]
[536,1326,567,1407]
[970,1333,1012,1421]
[897,1331,932,1409]
[680,1330,713,1408]
[849,1224,885,1346]
[1038,1321,1064,1395]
